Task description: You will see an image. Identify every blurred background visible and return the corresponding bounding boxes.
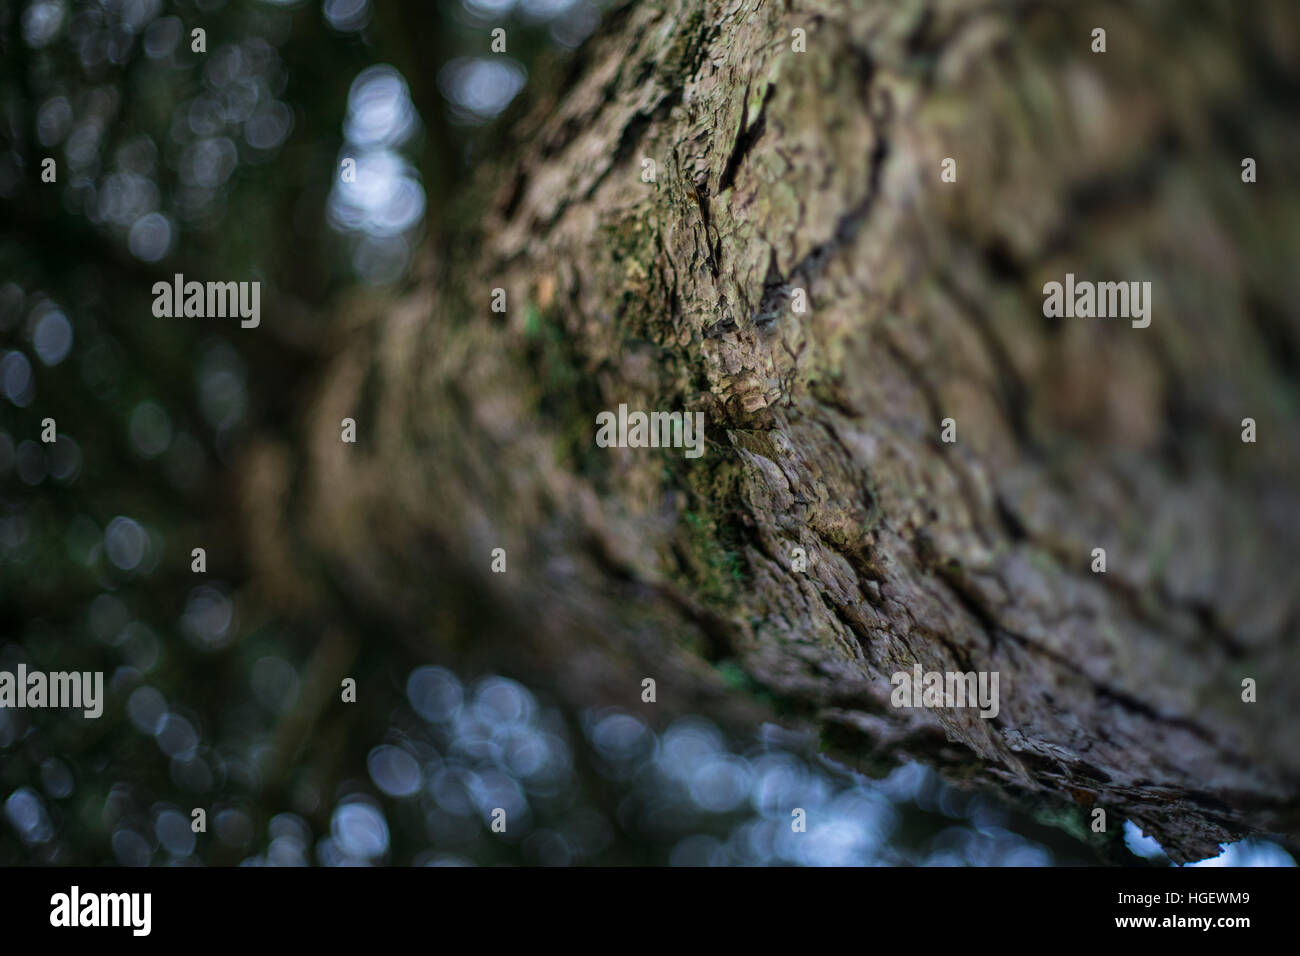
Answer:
[0,0,1294,866]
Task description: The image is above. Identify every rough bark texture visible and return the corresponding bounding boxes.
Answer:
[245,0,1300,862]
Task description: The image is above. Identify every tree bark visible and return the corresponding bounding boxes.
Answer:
[245,0,1300,862]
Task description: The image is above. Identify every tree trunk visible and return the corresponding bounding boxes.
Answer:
[244,0,1300,863]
